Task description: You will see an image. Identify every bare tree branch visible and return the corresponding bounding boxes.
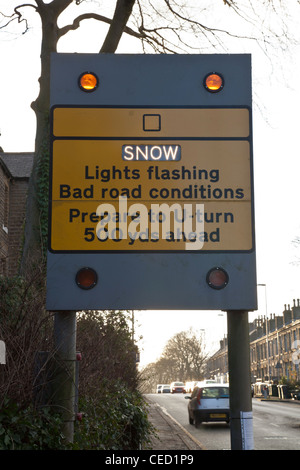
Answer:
[58,12,141,40]
[0,3,37,33]
[100,0,136,53]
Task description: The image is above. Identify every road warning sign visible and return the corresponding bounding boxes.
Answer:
[50,106,253,253]
[46,53,257,311]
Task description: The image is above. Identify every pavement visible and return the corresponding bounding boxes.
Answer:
[258,396,300,404]
[145,397,205,451]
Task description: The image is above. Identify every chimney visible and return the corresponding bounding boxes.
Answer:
[283,303,292,325]
[292,298,300,320]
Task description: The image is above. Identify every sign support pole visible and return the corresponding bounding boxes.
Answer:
[227,310,254,450]
[53,310,77,443]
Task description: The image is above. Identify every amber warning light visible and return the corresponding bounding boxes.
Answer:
[79,72,99,92]
[204,73,224,93]
[206,267,229,290]
[76,267,98,289]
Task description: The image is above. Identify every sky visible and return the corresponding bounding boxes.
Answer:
[1,1,300,369]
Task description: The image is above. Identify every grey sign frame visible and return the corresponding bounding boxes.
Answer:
[46,53,257,311]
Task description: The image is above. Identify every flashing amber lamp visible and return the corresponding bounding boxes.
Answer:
[78,72,99,92]
[204,72,224,93]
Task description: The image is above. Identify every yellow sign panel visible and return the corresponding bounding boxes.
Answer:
[50,107,253,252]
[53,107,250,138]
[51,200,252,251]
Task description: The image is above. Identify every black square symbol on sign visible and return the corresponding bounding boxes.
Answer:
[143,114,161,131]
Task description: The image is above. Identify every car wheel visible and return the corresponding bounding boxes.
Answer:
[195,418,202,429]
[188,413,194,425]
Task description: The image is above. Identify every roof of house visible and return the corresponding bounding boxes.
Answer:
[0,152,34,179]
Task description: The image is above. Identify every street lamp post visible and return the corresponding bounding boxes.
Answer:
[257,284,271,382]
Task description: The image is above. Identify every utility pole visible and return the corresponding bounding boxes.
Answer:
[53,310,77,443]
[227,310,254,450]
[257,283,271,381]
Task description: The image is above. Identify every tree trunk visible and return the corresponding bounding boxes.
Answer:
[21,4,61,272]
[21,0,136,272]
[100,0,136,53]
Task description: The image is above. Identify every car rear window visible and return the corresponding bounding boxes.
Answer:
[201,387,229,398]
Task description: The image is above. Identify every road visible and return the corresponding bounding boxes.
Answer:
[146,393,300,450]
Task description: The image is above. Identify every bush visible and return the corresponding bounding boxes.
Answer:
[73,380,155,450]
[0,398,70,450]
[0,383,155,450]
[0,277,152,449]
[0,272,52,405]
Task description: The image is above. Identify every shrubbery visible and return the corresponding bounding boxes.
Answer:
[0,398,69,450]
[73,380,154,450]
[0,383,154,450]
[0,273,155,450]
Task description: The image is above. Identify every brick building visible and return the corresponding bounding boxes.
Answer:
[207,300,300,384]
[0,153,34,276]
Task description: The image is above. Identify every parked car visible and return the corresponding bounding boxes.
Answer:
[157,384,170,393]
[186,382,230,427]
[170,381,186,393]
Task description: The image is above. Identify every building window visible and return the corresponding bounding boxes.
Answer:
[293,330,297,343]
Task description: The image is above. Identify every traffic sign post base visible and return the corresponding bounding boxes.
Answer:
[227,310,254,450]
[52,310,77,444]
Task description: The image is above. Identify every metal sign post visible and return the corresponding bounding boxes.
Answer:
[227,310,254,450]
[52,310,77,443]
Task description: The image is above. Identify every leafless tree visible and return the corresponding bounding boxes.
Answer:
[140,327,208,392]
[161,328,208,382]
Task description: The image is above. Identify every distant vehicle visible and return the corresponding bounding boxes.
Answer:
[170,381,186,393]
[161,385,171,393]
[193,379,217,387]
[186,382,230,427]
[157,384,170,393]
[185,382,195,393]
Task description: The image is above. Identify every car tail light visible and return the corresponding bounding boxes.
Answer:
[197,388,202,405]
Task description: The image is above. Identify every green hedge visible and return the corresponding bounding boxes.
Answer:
[0,398,69,450]
[73,380,155,450]
[0,381,155,450]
